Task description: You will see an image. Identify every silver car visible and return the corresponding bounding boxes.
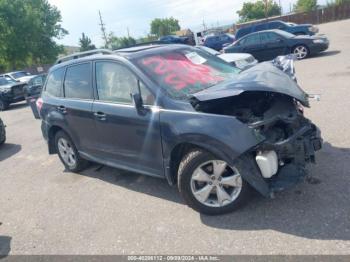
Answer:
[196,45,258,70]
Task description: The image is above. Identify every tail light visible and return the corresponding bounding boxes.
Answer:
[36,97,43,112]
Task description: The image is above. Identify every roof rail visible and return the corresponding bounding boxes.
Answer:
[55,49,113,64]
[113,41,169,52]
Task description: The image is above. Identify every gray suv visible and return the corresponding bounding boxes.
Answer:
[35,47,322,215]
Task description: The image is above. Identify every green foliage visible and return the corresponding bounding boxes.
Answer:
[334,0,350,5]
[237,0,281,23]
[79,33,96,52]
[150,17,180,37]
[107,33,137,49]
[137,34,158,43]
[0,0,67,71]
[294,0,318,12]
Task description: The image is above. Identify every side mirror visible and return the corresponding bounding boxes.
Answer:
[277,38,283,43]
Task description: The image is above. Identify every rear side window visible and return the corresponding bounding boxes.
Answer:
[64,63,92,100]
[236,28,250,38]
[45,68,65,97]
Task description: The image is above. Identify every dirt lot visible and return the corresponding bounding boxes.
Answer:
[1,19,350,255]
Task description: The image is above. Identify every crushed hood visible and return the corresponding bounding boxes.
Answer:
[191,62,309,107]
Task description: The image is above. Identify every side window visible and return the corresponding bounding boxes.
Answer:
[33,77,43,85]
[95,62,154,105]
[260,32,280,44]
[242,34,260,46]
[269,21,286,30]
[64,63,92,100]
[255,23,268,31]
[45,68,65,97]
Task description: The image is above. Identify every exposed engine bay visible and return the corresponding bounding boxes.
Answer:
[191,91,322,193]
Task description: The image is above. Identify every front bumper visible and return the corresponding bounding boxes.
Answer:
[251,115,322,194]
[310,42,329,54]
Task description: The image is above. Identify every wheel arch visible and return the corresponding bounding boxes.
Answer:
[47,125,69,154]
[166,140,239,186]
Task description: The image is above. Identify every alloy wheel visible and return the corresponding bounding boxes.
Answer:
[57,137,77,168]
[190,160,242,207]
[293,46,308,59]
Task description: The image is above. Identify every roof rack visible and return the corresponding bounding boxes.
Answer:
[55,49,113,64]
[113,41,169,52]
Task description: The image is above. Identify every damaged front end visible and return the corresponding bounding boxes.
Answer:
[190,57,322,195]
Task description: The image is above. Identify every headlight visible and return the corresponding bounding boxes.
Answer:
[313,39,324,44]
[309,26,318,33]
[235,59,248,68]
[0,87,11,93]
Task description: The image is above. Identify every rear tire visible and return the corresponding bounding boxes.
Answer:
[0,118,6,145]
[177,149,251,215]
[54,131,89,172]
[0,99,9,111]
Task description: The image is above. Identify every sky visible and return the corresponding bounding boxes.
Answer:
[48,0,328,47]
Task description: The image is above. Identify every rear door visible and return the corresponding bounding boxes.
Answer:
[61,62,96,154]
[260,32,288,60]
[92,61,164,177]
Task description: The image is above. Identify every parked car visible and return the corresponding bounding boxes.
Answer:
[196,45,257,70]
[203,33,235,51]
[35,47,322,215]
[159,35,188,44]
[0,117,5,145]
[0,76,27,110]
[24,74,47,98]
[1,71,36,83]
[224,29,329,61]
[235,20,319,39]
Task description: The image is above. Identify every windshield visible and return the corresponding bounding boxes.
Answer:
[133,48,239,99]
[11,71,30,79]
[0,77,15,85]
[197,46,220,56]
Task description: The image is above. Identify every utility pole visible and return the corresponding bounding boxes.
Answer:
[264,0,268,20]
[279,0,282,15]
[99,10,108,48]
[127,27,130,38]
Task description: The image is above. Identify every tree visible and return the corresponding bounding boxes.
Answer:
[335,0,350,4]
[150,17,180,37]
[79,33,96,52]
[294,0,318,12]
[0,0,67,71]
[107,33,136,49]
[237,0,281,23]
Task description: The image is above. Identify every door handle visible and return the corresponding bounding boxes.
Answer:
[57,105,67,114]
[94,112,107,121]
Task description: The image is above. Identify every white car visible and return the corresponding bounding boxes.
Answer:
[2,71,36,83]
[196,45,258,70]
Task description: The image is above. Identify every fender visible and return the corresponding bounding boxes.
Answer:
[159,108,269,195]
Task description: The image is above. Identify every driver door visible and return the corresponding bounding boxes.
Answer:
[92,61,164,177]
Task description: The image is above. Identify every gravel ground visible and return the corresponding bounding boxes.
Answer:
[0,19,350,255]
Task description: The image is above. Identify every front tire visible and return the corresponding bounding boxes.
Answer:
[54,131,89,172]
[293,45,309,59]
[178,150,251,215]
